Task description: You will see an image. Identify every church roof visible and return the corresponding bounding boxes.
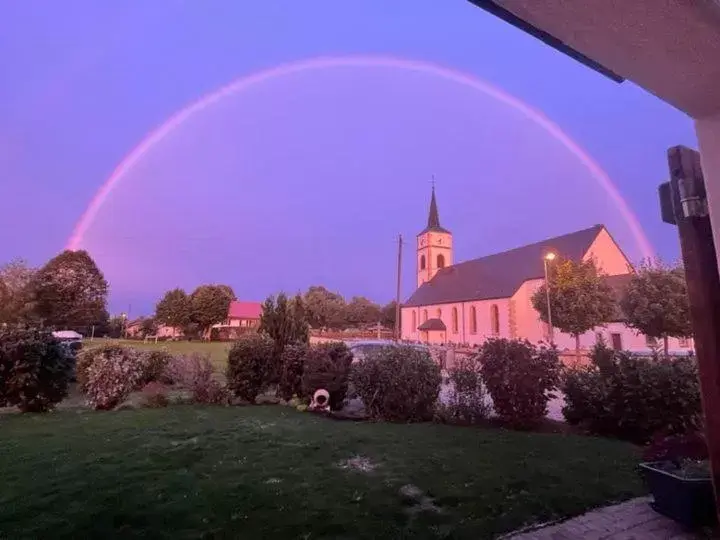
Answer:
[419,186,451,235]
[405,224,605,307]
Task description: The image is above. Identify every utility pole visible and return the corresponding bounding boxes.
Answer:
[395,234,403,341]
[660,145,720,522]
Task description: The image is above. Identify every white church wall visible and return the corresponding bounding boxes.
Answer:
[582,227,633,276]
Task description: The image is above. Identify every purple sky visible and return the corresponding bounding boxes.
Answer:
[0,1,698,316]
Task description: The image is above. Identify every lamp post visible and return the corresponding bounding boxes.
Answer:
[543,252,556,343]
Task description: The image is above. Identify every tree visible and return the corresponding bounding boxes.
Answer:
[620,259,692,355]
[140,317,158,338]
[345,296,382,327]
[381,301,398,329]
[190,284,235,338]
[531,257,616,358]
[303,286,347,329]
[0,259,36,325]
[155,288,192,331]
[31,250,108,332]
[259,293,310,385]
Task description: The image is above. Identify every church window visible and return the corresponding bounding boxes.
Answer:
[412,311,417,330]
[490,304,500,335]
[437,254,445,269]
[423,310,428,323]
[470,306,477,334]
[451,307,458,334]
[420,255,426,270]
[436,308,442,319]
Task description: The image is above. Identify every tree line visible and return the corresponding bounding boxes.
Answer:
[152,283,398,335]
[531,257,691,356]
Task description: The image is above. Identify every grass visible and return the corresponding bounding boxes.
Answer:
[84,338,232,370]
[0,406,643,539]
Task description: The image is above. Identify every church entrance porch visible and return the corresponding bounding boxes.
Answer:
[417,318,447,345]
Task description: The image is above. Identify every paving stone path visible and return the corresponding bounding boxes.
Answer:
[507,497,699,540]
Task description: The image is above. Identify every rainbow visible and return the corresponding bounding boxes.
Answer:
[66,55,654,259]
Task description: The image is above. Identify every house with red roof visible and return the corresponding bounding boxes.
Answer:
[210,300,263,339]
[401,187,693,355]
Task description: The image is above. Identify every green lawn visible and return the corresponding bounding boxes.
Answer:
[0,406,643,539]
[84,339,232,370]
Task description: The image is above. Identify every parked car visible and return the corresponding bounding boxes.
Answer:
[345,340,429,362]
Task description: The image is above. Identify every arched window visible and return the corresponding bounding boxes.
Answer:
[490,304,500,335]
[420,255,426,270]
[422,309,428,323]
[437,254,446,269]
[436,308,442,319]
[412,311,417,330]
[452,307,458,334]
[470,306,477,334]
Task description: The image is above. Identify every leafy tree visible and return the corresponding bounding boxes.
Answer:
[140,317,158,338]
[381,301,398,329]
[190,284,235,338]
[259,292,310,384]
[303,285,347,329]
[531,257,616,358]
[31,250,108,332]
[345,296,382,327]
[155,288,192,331]
[620,259,692,355]
[0,259,36,325]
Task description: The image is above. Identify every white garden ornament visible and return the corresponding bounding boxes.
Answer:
[309,389,331,412]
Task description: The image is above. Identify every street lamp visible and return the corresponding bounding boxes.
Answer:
[543,252,556,343]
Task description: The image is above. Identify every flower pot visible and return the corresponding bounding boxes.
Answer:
[639,461,717,527]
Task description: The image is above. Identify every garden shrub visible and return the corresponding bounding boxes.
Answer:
[76,344,132,392]
[278,343,308,401]
[166,353,228,405]
[226,334,274,402]
[84,345,147,410]
[351,345,441,422]
[642,431,708,462]
[141,350,174,385]
[562,352,701,443]
[478,338,561,429]
[301,342,353,410]
[0,328,73,412]
[435,356,489,425]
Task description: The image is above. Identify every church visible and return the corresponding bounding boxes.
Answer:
[400,188,694,354]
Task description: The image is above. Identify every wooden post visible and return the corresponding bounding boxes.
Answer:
[662,145,720,521]
[395,234,403,341]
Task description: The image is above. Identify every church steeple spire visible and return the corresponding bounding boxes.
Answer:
[427,184,442,231]
[422,182,450,234]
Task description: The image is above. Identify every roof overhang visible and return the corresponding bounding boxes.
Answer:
[468,0,720,118]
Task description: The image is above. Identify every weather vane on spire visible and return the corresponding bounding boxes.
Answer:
[431,174,436,190]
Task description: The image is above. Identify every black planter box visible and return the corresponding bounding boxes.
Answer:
[639,461,717,527]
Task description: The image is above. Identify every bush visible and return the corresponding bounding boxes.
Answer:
[351,345,441,422]
[562,352,701,443]
[0,328,73,412]
[141,350,174,384]
[84,345,146,410]
[301,342,353,410]
[226,334,274,402]
[643,431,708,462]
[435,356,489,425]
[279,343,308,401]
[166,353,228,405]
[76,344,131,392]
[478,338,561,429]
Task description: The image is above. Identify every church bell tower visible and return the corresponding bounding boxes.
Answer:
[417,185,453,288]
